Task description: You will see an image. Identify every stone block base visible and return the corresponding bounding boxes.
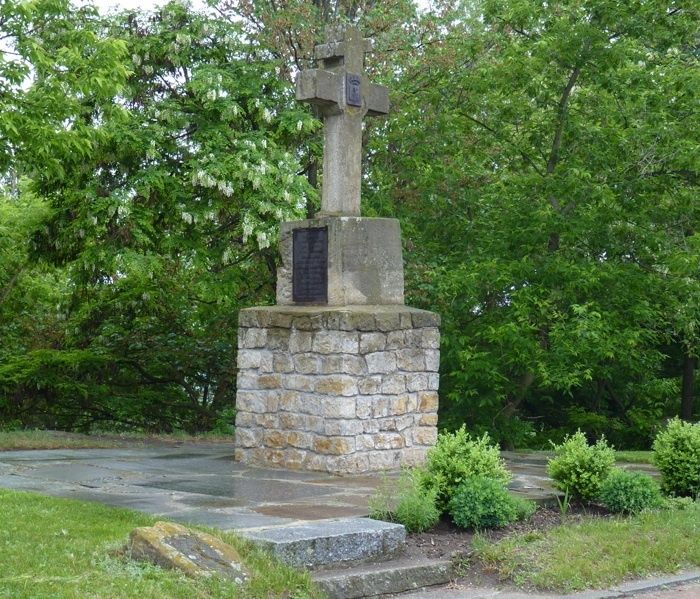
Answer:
[234,305,440,474]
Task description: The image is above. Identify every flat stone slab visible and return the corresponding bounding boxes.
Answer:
[238,517,405,568]
[313,555,453,599]
[129,521,249,583]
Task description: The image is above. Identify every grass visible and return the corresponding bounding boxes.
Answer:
[473,503,700,592]
[614,450,654,464]
[513,449,654,465]
[0,429,233,451]
[0,489,323,599]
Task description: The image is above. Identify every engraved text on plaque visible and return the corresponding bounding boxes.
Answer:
[293,227,328,303]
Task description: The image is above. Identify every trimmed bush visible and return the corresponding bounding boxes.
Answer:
[420,426,511,511]
[369,469,440,533]
[547,430,615,502]
[448,475,535,530]
[652,418,700,498]
[598,469,662,514]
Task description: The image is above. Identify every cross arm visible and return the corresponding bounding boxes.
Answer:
[366,82,390,116]
[295,69,341,109]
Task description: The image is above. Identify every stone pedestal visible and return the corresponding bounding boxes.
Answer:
[234,305,439,474]
[276,217,404,306]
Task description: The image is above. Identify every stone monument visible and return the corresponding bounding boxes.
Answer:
[234,25,440,474]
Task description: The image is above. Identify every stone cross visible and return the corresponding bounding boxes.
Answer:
[296,25,390,216]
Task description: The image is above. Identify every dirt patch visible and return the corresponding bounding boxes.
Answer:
[405,503,613,560]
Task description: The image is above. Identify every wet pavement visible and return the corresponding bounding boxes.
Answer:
[0,444,560,531]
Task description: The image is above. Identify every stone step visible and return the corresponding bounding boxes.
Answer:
[238,517,406,568]
[312,554,454,599]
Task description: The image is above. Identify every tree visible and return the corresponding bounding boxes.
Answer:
[369,0,699,446]
[2,1,316,431]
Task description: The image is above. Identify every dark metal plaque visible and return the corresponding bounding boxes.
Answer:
[293,227,328,304]
[346,73,362,107]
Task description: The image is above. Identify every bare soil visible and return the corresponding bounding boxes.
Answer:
[405,503,613,561]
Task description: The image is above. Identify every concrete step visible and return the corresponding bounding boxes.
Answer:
[312,554,454,599]
[238,517,405,568]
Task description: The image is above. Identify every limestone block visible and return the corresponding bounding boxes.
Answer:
[129,522,249,584]
[235,391,268,413]
[405,373,429,392]
[396,349,425,372]
[322,397,356,419]
[357,375,382,394]
[289,330,314,352]
[273,353,294,373]
[237,349,272,370]
[319,354,366,375]
[324,419,363,436]
[266,328,291,350]
[374,432,405,450]
[286,431,314,449]
[315,375,358,396]
[412,311,441,328]
[414,427,438,445]
[293,353,321,374]
[428,373,440,391]
[264,430,288,449]
[279,390,302,412]
[359,332,386,353]
[280,412,324,433]
[235,428,262,448]
[254,413,279,428]
[385,330,405,349]
[374,311,402,332]
[381,374,406,394]
[283,374,316,392]
[424,350,440,372]
[313,330,359,354]
[418,413,439,427]
[239,327,267,349]
[418,391,439,413]
[356,396,373,419]
[314,436,355,455]
[365,351,397,374]
[421,328,441,349]
[388,395,409,416]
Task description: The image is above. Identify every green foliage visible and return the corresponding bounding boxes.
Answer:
[448,475,535,530]
[420,426,511,511]
[368,0,700,444]
[547,431,615,502]
[598,469,663,515]
[652,418,700,498]
[369,470,440,533]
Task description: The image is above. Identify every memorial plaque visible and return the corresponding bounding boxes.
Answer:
[293,227,328,303]
[346,73,362,107]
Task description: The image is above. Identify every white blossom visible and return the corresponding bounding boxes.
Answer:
[256,231,270,249]
[296,120,303,131]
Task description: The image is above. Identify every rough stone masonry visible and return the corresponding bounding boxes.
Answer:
[234,25,440,474]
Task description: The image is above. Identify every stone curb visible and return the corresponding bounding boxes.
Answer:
[238,517,405,568]
[312,556,453,599]
[392,569,700,599]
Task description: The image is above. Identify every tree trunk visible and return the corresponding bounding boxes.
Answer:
[681,352,695,420]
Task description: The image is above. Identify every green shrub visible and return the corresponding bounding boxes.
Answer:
[661,496,696,511]
[546,430,615,502]
[652,418,700,498]
[394,470,440,533]
[369,469,440,533]
[448,475,535,530]
[598,469,663,514]
[420,426,511,511]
